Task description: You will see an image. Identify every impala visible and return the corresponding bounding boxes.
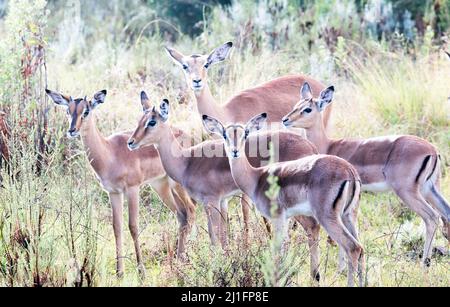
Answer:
[203,113,364,287]
[46,89,195,277]
[127,92,328,281]
[282,83,450,267]
[165,42,333,127]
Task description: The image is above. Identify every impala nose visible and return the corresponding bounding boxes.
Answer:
[282,117,291,127]
[128,139,137,150]
[193,79,202,84]
[232,149,240,158]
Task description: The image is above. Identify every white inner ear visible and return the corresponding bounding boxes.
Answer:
[208,46,231,65]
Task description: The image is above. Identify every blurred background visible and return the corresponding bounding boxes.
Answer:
[0,0,449,287]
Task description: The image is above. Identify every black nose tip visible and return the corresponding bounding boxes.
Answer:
[193,79,202,84]
[282,118,289,123]
[128,140,134,146]
[69,128,76,134]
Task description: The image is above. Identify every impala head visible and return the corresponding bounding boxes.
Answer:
[46,89,107,138]
[127,91,170,151]
[282,82,335,129]
[202,113,267,159]
[165,42,233,92]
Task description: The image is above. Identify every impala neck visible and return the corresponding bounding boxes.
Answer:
[80,114,110,172]
[305,117,331,154]
[194,84,226,122]
[155,126,188,184]
[229,154,261,200]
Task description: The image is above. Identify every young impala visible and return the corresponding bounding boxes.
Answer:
[282,83,450,267]
[127,92,329,281]
[46,89,195,277]
[203,113,364,287]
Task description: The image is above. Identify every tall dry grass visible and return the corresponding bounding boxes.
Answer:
[0,0,449,287]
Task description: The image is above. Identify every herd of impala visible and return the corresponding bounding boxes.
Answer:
[45,43,450,287]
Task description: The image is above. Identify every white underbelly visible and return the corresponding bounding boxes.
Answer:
[362,182,391,193]
[286,201,314,218]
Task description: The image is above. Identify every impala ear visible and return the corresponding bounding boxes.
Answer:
[165,46,185,66]
[91,90,107,109]
[46,89,70,107]
[202,115,226,138]
[206,42,233,67]
[141,91,152,113]
[301,82,313,100]
[317,86,335,111]
[245,113,268,137]
[159,99,170,122]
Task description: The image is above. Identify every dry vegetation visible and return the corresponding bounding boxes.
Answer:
[0,0,449,287]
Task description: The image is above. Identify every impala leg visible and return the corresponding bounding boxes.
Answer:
[341,211,364,287]
[424,180,450,242]
[127,187,145,278]
[272,213,289,253]
[172,184,196,260]
[296,216,321,283]
[395,189,440,267]
[204,203,222,247]
[110,192,124,278]
[220,199,229,249]
[319,217,363,287]
[154,182,191,260]
[241,194,251,247]
[340,183,362,277]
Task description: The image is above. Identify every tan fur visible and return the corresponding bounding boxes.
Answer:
[166,45,333,127]
[46,89,196,277]
[127,100,324,278]
[283,83,450,267]
[203,114,364,287]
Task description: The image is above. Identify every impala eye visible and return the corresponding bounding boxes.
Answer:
[182,64,188,70]
[147,120,157,127]
[83,109,90,118]
[204,63,210,69]
[303,108,312,114]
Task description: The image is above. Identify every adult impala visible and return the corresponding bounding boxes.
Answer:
[46,89,195,277]
[203,113,364,287]
[282,83,450,267]
[165,42,333,126]
[127,92,329,281]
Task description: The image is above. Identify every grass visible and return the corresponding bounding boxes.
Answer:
[0,0,449,287]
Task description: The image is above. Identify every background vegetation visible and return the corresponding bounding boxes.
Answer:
[0,0,448,287]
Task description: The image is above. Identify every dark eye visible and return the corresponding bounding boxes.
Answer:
[147,120,157,127]
[83,110,90,118]
[204,63,210,69]
[303,108,312,114]
[182,64,188,70]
